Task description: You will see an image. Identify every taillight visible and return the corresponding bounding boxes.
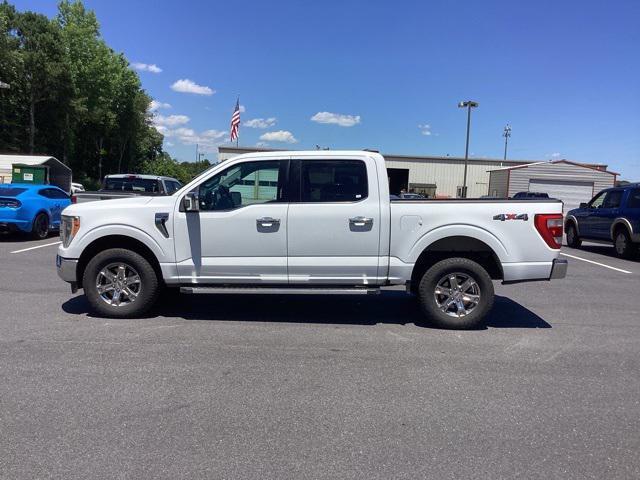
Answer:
[71,195,77,204]
[535,214,563,249]
[0,198,21,208]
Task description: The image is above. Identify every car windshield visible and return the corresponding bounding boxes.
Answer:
[0,187,27,196]
[103,178,160,193]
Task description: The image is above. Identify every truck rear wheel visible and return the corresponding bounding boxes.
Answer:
[83,248,159,318]
[417,257,494,329]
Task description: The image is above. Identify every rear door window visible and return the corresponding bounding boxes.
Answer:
[603,190,623,209]
[627,189,640,208]
[298,160,368,202]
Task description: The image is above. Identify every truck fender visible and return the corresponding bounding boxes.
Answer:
[407,224,509,264]
[74,224,167,262]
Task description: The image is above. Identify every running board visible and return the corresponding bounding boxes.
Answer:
[180,286,380,295]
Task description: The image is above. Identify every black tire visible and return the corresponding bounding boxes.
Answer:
[565,222,581,248]
[83,248,159,318]
[614,228,635,259]
[31,213,49,240]
[417,257,494,329]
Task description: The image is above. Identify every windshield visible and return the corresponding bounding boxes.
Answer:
[103,178,161,193]
[0,187,27,196]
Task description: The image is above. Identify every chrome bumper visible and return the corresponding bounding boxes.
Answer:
[56,255,78,283]
[549,258,568,280]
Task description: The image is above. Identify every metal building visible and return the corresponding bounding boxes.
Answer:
[488,160,617,211]
[218,146,612,200]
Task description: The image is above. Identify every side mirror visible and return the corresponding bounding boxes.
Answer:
[182,192,199,212]
[579,202,588,209]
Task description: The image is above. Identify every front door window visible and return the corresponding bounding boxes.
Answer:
[198,160,285,211]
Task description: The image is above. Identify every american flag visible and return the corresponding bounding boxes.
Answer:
[230,98,240,142]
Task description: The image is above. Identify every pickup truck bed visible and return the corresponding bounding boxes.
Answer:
[57,151,567,329]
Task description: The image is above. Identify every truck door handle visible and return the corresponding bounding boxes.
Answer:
[256,217,280,228]
[349,216,373,227]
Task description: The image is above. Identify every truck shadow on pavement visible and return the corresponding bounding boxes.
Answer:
[62,292,551,330]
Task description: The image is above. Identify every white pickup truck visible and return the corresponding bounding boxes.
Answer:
[57,151,567,329]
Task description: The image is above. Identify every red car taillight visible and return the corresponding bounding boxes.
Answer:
[535,214,563,249]
[71,195,77,204]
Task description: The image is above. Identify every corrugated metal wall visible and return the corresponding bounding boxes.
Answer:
[487,170,509,197]
[506,162,615,198]
[384,157,521,198]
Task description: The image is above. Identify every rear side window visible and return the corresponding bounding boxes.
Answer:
[300,160,368,202]
[627,189,640,208]
[48,189,69,199]
[165,180,182,194]
[603,190,623,209]
[38,188,53,198]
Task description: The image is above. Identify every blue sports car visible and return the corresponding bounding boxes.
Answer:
[0,183,71,239]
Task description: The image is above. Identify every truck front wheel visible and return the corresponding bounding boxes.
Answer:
[83,248,159,318]
[417,257,494,329]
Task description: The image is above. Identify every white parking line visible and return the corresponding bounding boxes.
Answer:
[560,252,633,274]
[10,241,61,254]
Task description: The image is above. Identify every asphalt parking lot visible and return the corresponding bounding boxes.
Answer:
[0,234,639,480]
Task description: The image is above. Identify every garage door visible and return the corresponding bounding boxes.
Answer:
[529,179,594,212]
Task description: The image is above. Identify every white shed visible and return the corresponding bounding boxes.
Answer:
[488,160,617,212]
[0,155,72,193]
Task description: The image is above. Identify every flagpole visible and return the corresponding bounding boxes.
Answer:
[236,95,240,148]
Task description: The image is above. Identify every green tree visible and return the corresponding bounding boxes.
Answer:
[1,0,164,184]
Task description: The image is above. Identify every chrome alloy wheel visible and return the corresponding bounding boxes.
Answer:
[434,272,481,317]
[96,263,141,307]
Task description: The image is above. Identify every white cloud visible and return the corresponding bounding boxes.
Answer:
[418,124,432,136]
[149,100,171,112]
[260,130,298,143]
[244,117,277,129]
[165,141,174,147]
[159,126,227,152]
[171,79,215,95]
[132,62,162,73]
[201,129,227,139]
[239,105,246,113]
[550,152,561,159]
[311,111,361,127]
[151,110,225,151]
[152,113,190,127]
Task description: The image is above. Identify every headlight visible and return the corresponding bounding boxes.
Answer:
[60,215,80,248]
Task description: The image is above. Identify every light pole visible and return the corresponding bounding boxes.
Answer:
[503,124,512,161]
[458,100,478,198]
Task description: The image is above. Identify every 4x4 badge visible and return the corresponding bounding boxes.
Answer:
[493,213,528,221]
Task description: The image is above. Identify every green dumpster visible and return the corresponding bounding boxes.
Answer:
[12,164,48,185]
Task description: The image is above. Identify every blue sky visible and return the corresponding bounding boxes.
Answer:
[13,0,640,179]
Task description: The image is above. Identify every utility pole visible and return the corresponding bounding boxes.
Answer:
[458,100,478,198]
[503,124,512,161]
